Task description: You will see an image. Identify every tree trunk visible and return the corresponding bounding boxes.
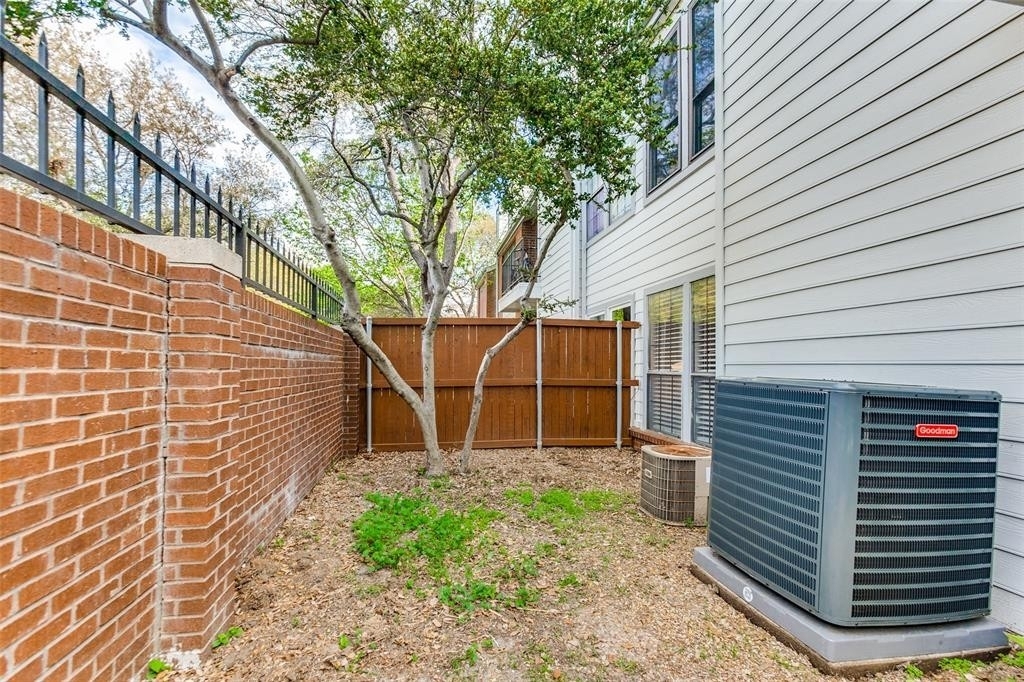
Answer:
[419,319,447,476]
[458,318,529,473]
[458,207,568,472]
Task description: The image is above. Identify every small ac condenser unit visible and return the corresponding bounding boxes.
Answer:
[639,444,711,525]
[708,378,1000,627]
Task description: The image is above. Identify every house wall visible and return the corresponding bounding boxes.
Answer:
[718,0,1024,631]
[0,190,361,680]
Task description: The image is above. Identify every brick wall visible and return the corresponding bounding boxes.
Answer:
[0,190,360,680]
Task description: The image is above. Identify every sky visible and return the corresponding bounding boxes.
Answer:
[81,15,254,154]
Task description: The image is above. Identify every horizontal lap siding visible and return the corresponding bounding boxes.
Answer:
[720,0,1024,631]
[585,163,716,430]
[538,221,574,309]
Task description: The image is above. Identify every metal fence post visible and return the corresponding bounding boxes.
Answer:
[366,317,373,453]
[535,318,543,450]
[616,321,623,450]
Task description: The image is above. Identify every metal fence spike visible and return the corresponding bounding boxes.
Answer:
[76,65,85,94]
[132,112,141,138]
[37,32,48,67]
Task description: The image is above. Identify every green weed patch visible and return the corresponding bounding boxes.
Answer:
[506,486,630,529]
[352,492,499,571]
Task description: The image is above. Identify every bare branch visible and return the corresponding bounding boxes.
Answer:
[187,0,224,70]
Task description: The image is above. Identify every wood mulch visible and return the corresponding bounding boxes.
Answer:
[164,448,1020,682]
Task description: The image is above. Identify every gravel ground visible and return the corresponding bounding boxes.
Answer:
[163,448,1021,682]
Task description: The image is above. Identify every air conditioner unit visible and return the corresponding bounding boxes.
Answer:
[639,444,711,526]
[708,378,1000,627]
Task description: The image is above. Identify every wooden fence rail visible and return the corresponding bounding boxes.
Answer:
[360,318,640,451]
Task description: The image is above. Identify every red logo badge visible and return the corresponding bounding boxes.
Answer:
[915,424,959,439]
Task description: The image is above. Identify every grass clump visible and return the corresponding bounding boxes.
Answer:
[938,657,980,679]
[352,492,499,571]
[1001,631,1024,668]
[439,577,498,611]
[507,486,628,529]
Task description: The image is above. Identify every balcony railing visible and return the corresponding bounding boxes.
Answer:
[500,243,533,295]
[0,7,343,323]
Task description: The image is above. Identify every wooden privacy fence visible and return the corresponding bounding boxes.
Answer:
[360,318,640,451]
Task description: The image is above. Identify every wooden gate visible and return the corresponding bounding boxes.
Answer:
[360,318,640,451]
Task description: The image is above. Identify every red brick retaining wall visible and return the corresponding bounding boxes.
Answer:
[0,190,359,681]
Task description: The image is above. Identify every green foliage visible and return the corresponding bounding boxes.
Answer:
[507,586,540,609]
[258,0,674,225]
[613,657,642,674]
[211,626,243,650]
[1002,631,1024,668]
[439,577,498,611]
[579,489,630,512]
[498,554,540,582]
[352,492,499,571]
[558,573,581,588]
[938,657,980,678]
[145,658,171,679]
[509,486,627,529]
[903,663,924,680]
[504,486,535,506]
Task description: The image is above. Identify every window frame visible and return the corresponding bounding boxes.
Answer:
[688,0,715,159]
[644,271,716,444]
[647,22,682,192]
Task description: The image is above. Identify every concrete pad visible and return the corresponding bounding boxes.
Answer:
[691,546,1009,677]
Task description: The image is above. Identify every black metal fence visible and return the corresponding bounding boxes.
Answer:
[0,8,343,323]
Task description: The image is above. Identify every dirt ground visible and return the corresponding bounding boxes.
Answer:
[164,448,1021,682]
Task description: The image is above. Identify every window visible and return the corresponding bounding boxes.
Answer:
[586,182,634,241]
[690,276,716,443]
[690,0,715,156]
[611,306,631,322]
[646,275,716,444]
[647,287,683,436]
[586,185,607,240]
[648,27,680,190]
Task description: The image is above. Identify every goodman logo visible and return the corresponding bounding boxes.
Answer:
[915,423,959,439]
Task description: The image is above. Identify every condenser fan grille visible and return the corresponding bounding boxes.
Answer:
[852,395,999,622]
[708,382,827,610]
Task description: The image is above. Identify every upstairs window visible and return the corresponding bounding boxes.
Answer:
[586,185,607,240]
[648,27,680,190]
[690,0,715,156]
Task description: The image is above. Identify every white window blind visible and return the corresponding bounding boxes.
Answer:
[647,286,683,436]
[690,276,716,444]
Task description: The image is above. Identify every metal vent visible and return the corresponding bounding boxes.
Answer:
[708,381,827,610]
[852,395,999,623]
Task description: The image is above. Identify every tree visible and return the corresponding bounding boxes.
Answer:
[12,0,671,476]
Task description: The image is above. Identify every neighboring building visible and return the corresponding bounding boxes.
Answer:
[538,0,1024,632]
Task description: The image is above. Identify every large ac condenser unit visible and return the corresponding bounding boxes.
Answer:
[708,378,1001,627]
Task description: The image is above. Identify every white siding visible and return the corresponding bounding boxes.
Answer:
[537,218,575,313]
[584,160,717,429]
[720,0,1024,632]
